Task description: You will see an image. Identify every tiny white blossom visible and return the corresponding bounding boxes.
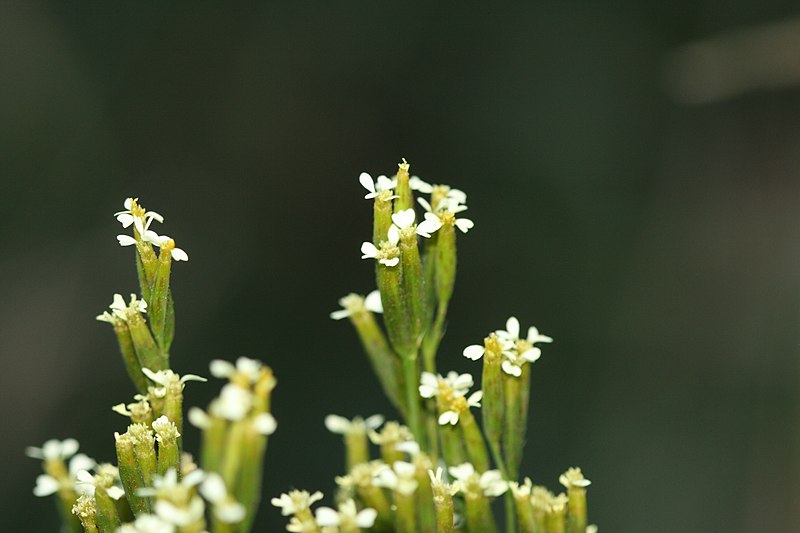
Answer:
[141,368,206,392]
[315,499,377,529]
[559,467,592,488]
[373,461,418,495]
[271,490,324,516]
[115,198,164,229]
[117,514,176,533]
[359,172,398,200]
[209,357,263,383]
[416,212,443,238]
[360,225,400,267]
[418,371,474,399]
[325,414,384,435]
[417,196,474,233]
[210,384,253,421]
[75,465,125,499]
[31,452,94,497]
[200,473,246,524]
[448,463,507,497]
[26,438,80,461]
[330,290,382,320]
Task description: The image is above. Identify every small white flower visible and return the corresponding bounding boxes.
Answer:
[373,461,418,495]
[140,231,189,262]
[26,438,80,461]
[497,317,553,346]
[448,463,508,497]
[115,198,164,229]
[559,467,591,489]
[416,212,443,238]
[141,368,206,392]
[271,490,324,516]
[209,357,263,383]
[418,371,474,399]
[210,384,253,421]
[315,499,377,529]
[98,293,147,323]
[153,496,205,527]
[359,172,398,200]
[329,290,382,320]
[325,414,384,435]
[360,225,400,267]
[417,196,474,233]
[75,465,125,499]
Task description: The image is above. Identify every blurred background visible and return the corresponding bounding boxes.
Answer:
[2,2,799,531]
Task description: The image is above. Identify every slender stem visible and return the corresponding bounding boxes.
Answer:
[402,353,425,448]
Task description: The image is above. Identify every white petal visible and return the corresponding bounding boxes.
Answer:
[209,360,235,378]
[145,211,164,223]
[356,508,378,528]
[417,197,433,213]
[364,414,384,430]
[117,235,137,247]
[364,290,383,313]
[380,257,399,267]
[418,384,437,398]
[61,438,79,457]
[375,175,396,192]
[200,473,227,503]
[117,213,135,228]
[107,486,125,500]
[123,198,133,210]
[468,391,483,407]
[359,172,376,195]
[76,470,95,484]
[520,347,541,363]
[215,502,246,524]
[69,454,96,476]
[462,345,485,360]
[527,326,553,344]
[253,413,277,435]
[24,446,44,459]
[448,463,475,481]
[171,248,189,262]
[33,475,59,497]
[451,373,474,391]
[438,411,459,426]
[133,216,145,236]
[409,176,433,193]
[501,361,522,377]
[360,242,378,259]
[143,230,161,245]
[315,507,341,526]
[330,308,352,320]
[188,407,211,429]
[324,414,351,434]
[505,317,520,339]
[387,224,400,245]
[391,209,416,229]
[455,218,474,233]
[448,188,467,204]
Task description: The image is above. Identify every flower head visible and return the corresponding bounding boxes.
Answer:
[373,461,418,495]
[315,499,377,529]
[330,290,382,320]
[360,225,400,267]
[199,473,246,524]
[359,172,398,200]
[559,467,591,489]
[271,490,324,516]
[448,463,507,497]
[325,414,384,435]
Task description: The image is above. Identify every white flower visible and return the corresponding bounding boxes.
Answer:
[496,317,553,346]
[418,371,474,399]
[31,452,95,497]
[200,473,246,524]
[500,347,542,376]
[209,357,263,383]
[325,414,384,435]
[115,198,164,229]
[315,499,377,529]
[359,172,398,200]
[437,391,482,426]
[360,225,400,267]
[373,461,418,495]
[153,497,205,527]
[136,231,189,262]
[394,440,420,457]
[559,467,591,489]
[75,464,125,499]
[141,368,206,394]
[97,293,147,323]
[26,438,80,461]
[271,490,324,516]
[448,463,507,497]
[329,290,382,320]
[428,467,459,496]
[417,196,474,233]
[210,384,253,421]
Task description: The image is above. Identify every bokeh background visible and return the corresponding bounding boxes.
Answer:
[3,2,800,531]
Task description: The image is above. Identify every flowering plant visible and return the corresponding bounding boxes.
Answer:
[29,160,596,533]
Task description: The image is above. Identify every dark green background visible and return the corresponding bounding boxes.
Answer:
[3,3,799,531]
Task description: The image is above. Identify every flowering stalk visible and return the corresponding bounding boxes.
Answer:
[115,432,149,516]
[394,160,413,212]
[428,469,455,533]
[560,468,591,533]
[503,363,528,479]
[111,319,150,394]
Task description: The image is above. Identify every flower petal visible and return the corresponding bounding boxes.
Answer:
[455,218,474,233]
[117,235,137,247]
[329,308,352,320]
[462,345,485,360]
[364,290,383,313]
[360,242,378,259]
[171,248,189,262]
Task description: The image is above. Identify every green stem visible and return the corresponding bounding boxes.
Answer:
[401,353,426,449]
